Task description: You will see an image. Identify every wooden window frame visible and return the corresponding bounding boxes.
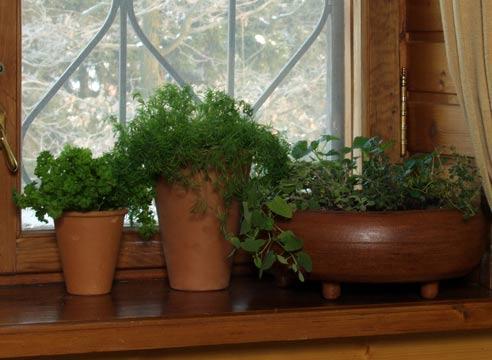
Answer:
[0,0,402,285]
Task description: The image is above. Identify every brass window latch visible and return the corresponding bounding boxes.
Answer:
[400,67,408,158]
[0,108,19,173]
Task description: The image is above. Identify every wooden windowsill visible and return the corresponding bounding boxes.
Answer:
[1,276,492,358]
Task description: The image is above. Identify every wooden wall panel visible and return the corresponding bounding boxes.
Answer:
[407,102,472,154]
[406,0,442,32]
[407,42,456,94]
[366,0,401,161]
[403,0,472,156]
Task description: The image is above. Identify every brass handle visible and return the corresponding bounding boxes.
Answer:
[0,109,18,173]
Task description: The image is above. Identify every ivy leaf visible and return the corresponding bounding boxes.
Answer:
[240,238,266,252]
[251,210,274,230]
[276,254,289,264]
[261,251,276,271]
[321,135,339,142]
[340,146,352,155]
[267,196,293,218]
[229,236,241,249]
[253,255,262,269]
[298,272,305,282]
[309,140,319,151]
[240,218,252,235]
[291,140,310,159]
[296,251,313,272]
[352,136,370,149]
[278,230,303,251]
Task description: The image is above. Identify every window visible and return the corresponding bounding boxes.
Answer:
[1,0,372,279]
[21,0,346,229]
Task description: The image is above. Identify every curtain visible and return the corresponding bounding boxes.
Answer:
[439,0,492,208]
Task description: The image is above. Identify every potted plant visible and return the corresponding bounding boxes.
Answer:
[114,84,290,291]
[13,145,153,295]
[232,136,487,299]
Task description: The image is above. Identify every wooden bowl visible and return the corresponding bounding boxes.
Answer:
[279,209,488,300]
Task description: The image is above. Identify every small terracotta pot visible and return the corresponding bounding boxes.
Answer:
[55,209,127,296]
[155,175,239,291]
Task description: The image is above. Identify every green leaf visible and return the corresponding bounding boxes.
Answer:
[229,236,241,249]
[321,135,340,142]
[298,272,305,282]
[240,218,252,235]
[240,238,266,252]
[296,251,313,272]
[309,140,320,151]
[253,255,262,269]
[266,196,293,218]
[261,251,276,271]
[242,201,252,221]
[340,146,352,155]
[278,230,303,252]
[291,140,310,159]
[251,210,274,230]
[352,136,369,149]
[276,254,289,265]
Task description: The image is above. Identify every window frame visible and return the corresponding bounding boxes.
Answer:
[0,0,401,284]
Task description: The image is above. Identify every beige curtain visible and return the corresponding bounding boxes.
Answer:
[440,0,492,208]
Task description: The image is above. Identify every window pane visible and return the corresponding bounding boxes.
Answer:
[21,0,345,230]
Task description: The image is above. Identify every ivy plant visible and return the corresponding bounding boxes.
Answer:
[13,145,155,238]
[227,135,482,282]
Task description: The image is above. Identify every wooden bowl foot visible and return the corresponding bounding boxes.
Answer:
[420,281,439,299]
[322,282,341,300]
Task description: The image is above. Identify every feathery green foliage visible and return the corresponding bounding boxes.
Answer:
[113,83,290,210]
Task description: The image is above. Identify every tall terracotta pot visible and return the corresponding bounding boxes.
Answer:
[155,175,240,291]
[55,209,127,296]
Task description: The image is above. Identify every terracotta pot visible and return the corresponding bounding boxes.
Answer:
[155,175,239,291]
[55,209,127,296]
[278,209,488,300]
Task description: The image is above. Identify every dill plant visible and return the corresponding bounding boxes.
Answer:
[113,83,290,236]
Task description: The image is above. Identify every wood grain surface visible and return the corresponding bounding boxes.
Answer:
[1,276,492,358]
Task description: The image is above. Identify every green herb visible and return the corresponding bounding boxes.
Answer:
[113,83,290,233]
[229,135,481,282]
[280,136,481,216]
[13,145,155,238]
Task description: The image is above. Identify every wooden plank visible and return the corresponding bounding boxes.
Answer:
[406,31,445,43]
[0,0,20,274]
[16,233,164,273]
[15,231,251,275]
[407,102,472,155]
[407,42,455,94]
[53,331,492,360]
[409,91,460,106]
[406,0,443,32]
[0,269,165,286]
[1,278,492,358]
[366,0,401,161]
